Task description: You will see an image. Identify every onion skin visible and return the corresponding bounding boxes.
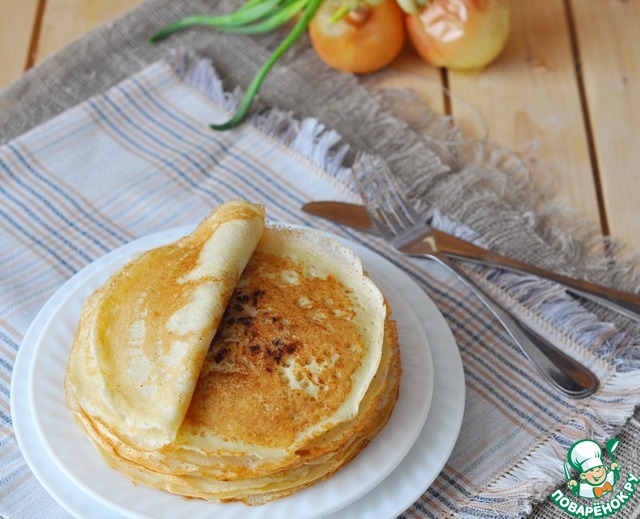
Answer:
[406,0,511,70]
[309,0,406,74]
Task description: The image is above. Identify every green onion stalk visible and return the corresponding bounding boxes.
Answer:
[150,0,324,130]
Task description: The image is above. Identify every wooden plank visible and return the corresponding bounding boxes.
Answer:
[445,0,602,227]
[570,0,640,251]
[390,45,448,117]
[36,0,140,64]
[0,0,41,89]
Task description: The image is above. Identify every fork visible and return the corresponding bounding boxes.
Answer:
[351,154,599,399]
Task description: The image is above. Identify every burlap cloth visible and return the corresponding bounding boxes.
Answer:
[2,1,639,517]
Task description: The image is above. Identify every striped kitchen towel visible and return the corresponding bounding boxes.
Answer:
[2,50,640,519]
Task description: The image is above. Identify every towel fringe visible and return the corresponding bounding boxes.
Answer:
[167,49,351,183]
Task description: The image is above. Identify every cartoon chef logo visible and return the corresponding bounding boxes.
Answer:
[550,438,639,517]
[565,439,620,499]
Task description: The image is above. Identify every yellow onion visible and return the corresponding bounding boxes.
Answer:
[405,0,511,70]
[309,0,406,74]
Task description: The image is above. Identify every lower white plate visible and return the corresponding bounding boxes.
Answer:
[12,226,465,519]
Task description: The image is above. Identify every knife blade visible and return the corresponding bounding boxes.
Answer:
[302,200,640,321]
[302,201,377,234]
[303,201,493,258]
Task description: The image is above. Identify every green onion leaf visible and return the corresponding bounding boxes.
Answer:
[221,0,310,34]
[149,0,285,42]
[209,0,323,131]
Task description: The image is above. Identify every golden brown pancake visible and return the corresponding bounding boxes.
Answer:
[65,204,401,505]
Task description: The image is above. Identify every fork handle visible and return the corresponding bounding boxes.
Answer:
[429,253,599,398]
[426,229,640,322]
[458,255,640,322]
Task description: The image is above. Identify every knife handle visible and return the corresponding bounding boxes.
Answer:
[430,229,640,322]
[429,252,599,398]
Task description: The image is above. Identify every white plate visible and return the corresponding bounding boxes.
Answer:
[27,226,432,518]
[12,226,465,519]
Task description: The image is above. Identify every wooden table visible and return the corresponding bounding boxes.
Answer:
[3,0,639,250]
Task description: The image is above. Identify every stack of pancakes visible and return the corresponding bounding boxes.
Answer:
[65,200,401,505]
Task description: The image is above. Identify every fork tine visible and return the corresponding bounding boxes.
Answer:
[351,156,398,241]
[352,154,404,237]
[351,153,423,241]
[371,156,422,226]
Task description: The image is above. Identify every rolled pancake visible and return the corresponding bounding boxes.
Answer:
[65,200,265,451]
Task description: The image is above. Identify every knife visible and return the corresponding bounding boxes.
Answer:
[302,200,640,321]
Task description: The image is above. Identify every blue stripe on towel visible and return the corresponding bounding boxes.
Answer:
[7,143,127,245]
